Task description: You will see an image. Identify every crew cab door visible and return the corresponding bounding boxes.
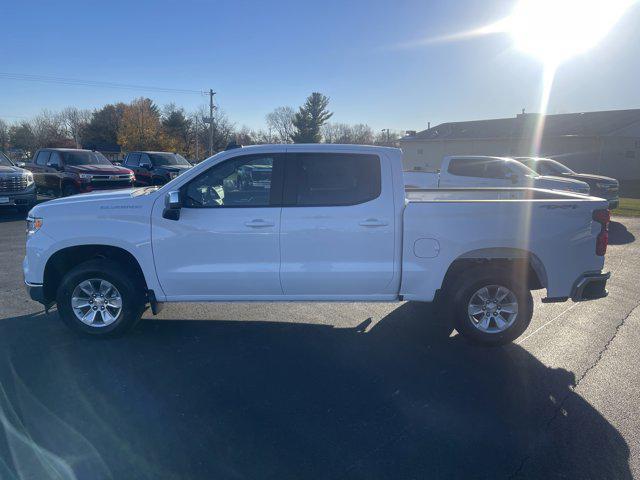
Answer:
[29,150,50,191]
[279,151,396,297]
[440,158,512,188]
[137,154,154,186]
[123,153,141,185]
[151,153,284,299]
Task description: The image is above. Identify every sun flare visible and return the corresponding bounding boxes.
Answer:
[507,0,635,67]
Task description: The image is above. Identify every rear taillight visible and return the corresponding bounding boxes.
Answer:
[593,208,610,256]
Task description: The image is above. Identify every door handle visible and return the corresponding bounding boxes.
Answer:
[359,218,388,227]
[245,219,275,228]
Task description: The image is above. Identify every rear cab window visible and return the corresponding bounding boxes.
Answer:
[285,153,381,206]
[448,158,508,179]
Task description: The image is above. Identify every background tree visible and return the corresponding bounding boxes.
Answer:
[373,129,403,147]
[60,107,91,148]
[322,123,374,144]
[31,110,72,148]
[291,92,333,143]
[118,98,163,151]
[161,103,192,154]
[9,122,36,153]
[0,119,9,152]
[191,106,236,160]
[265,106,295,143]
[82,103,126,148]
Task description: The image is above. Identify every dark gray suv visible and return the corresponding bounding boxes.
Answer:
[0,152,37,213]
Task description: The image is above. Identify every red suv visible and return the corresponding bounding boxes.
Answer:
[26,148,135,197]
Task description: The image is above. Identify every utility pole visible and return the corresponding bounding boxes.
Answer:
[381,128,390,145]
[194,116,199,162]
[208,89,216,156]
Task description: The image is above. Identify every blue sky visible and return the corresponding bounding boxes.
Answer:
[1,0,639,132]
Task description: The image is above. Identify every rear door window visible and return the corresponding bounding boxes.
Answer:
[285,153,381,206]
[125,153,140,167]
[35,151,50,166]
[48,151,63,167]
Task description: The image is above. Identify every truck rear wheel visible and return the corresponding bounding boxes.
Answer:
[56,259,145,337]
[448,267,533,346]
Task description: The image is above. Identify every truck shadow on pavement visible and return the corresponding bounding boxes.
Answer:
[609,221,635,245]
[0,303,631,480]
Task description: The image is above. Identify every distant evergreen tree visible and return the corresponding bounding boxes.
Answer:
[291,92,333,143]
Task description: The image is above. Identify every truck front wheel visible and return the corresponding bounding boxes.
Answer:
[56,260,146,337]
[448,267,533,346]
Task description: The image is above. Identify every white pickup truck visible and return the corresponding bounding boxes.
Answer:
[404,155,591,194]
[24,145,611,345]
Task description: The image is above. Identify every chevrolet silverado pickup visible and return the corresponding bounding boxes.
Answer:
[404,155,591,194]
[25,148,135,197]
[24,145,611,345]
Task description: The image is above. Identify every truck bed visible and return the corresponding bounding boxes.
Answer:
[400,187,609,302]
[405,187,597,202]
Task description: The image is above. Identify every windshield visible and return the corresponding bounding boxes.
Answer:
[0,152,14,167]
[63,151,113,166]
[536,159,576,176]
[505,159,539,177]
[150,153,191,166]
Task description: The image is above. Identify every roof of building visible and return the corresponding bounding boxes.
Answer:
[402,109,640,142]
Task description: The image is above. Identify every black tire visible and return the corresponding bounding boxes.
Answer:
[447,266,533,346]
[56,259,146,337]
[62,184,79,197]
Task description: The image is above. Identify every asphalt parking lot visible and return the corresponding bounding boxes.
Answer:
[0,207,639,479]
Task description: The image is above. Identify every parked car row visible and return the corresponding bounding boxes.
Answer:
[0,149,194,205]
[404,155,619,209]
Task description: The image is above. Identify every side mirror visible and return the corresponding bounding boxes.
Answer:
[163,190,182,221]
[47,162,61,170]
[16,162,26,168]
[506,172,519,184]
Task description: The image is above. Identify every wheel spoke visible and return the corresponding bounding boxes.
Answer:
[99,280,111,296]
[101,309,115,324]
[81,309,97,325]
[501,303,518,314]
[494,315,507,330]
[79,281,94,297]
[496,287,510,302]
[476,287,490,302]
[468,304,484,316]
[107,296,122,309]
[478,316,490,330]
[72,298,90,309]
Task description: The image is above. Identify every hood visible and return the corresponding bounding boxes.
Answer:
[0,165,27,175]
[558,172,618,186]
[66,164,133,174]
[32,188,139,213]
[157,165,192,172]
[533,175,591,192]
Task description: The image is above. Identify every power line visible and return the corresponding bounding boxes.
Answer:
[0,72,203,95]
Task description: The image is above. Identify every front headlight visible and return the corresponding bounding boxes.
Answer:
[169,172,178,179]
[26,215,43,235]
[24,172,34,186]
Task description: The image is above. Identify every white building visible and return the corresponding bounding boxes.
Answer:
[400,109,640,181]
